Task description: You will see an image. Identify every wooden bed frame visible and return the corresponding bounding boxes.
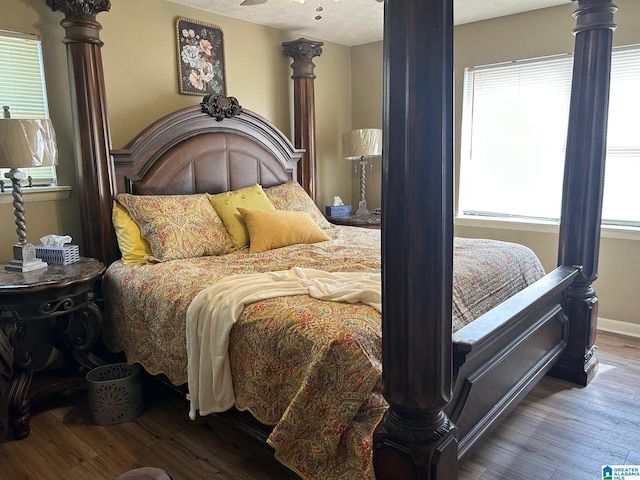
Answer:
[46,0,617,478]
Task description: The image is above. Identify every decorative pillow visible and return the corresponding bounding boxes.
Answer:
[112,201,153,264]
[117,193,235,262]
[263,181,333,230]
[207,184,276,249]
[237,207,330,253]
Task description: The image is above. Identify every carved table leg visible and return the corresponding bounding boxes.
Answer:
[65,294,105,370]
[5,322,33,440]
[1,289,104,440]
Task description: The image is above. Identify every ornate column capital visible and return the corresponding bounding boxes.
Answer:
[572,0,617,34]
[46,0,111,19]
[47,0,111,46]
[282,38,323,63]
[282,38,323,79]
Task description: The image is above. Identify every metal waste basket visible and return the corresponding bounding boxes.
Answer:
[86,363,144,425]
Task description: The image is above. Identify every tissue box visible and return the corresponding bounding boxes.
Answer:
[35,244,80,265]
[325,205,352,217]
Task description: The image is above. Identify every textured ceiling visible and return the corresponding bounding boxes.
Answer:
[166,0,571,46]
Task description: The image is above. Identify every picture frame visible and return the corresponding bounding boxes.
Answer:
[176,17,226,96]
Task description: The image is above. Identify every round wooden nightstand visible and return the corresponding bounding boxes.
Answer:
[327,214,381,229]
[0,257,105,440]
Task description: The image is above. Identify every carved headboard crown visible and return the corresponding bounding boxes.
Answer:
[201,95,243,121]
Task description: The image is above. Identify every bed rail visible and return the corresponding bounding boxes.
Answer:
[450,265,580,459]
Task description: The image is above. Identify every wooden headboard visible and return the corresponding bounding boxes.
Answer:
[107,97,303,264]
[111,99,302,195]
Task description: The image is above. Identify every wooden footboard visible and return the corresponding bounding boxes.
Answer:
[449,266,580,460]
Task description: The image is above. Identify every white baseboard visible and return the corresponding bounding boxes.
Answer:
[597,317,640,339]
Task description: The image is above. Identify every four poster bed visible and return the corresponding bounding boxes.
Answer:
[45,0,616,478]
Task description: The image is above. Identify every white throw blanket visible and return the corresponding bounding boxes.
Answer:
[186,267,381,419]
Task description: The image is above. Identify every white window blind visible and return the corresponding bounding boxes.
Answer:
[459,45,640,227]
[0,30,57,186]
[602,47,640,225]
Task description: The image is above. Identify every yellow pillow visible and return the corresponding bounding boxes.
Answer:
[208,184,276,248]
[237,208,330,253]
[112,201,153,264]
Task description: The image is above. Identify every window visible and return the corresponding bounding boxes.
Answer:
[0,30,57,186]
[459,45,640,227]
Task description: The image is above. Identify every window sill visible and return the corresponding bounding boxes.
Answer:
[0,186,72,204]
[455,215,640,241]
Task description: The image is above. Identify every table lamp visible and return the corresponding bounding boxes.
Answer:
[0,116,58,272]
[342,128,382,216]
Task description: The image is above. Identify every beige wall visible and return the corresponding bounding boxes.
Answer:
[349,42,383,210]
[350,0,640,330]
[98,0,353,210]
[1,0,352,262]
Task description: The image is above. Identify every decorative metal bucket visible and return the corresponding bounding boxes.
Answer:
[86,363,144,425]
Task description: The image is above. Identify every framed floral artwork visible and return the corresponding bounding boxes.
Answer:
[176,18,226,96]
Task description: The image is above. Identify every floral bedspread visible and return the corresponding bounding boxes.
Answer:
[102,227,544,479]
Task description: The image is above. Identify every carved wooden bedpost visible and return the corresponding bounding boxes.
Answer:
[550,0,617,386]
[46,0,118,266]
[373,0,457,478]
[282,38,322,202]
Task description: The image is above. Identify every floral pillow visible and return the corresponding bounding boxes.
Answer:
[116,193,235,262]
[263,181,334,230]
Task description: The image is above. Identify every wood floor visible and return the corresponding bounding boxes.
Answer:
[1,330,638,480]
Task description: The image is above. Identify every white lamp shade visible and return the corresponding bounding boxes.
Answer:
[342,128,382,160]
[0,118,58,168]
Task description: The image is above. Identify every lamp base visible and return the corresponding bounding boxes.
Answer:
[355,199,370,216]
[5,243,48,272]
